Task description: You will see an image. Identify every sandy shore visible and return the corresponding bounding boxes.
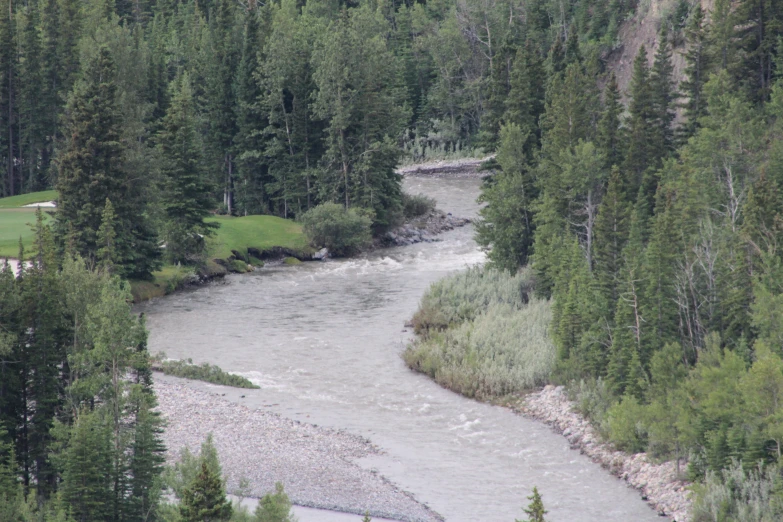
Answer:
[515,385,691,521]
[154,375,442,522]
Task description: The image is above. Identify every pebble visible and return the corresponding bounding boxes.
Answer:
[154,380,443,522]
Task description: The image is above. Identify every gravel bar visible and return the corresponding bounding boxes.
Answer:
[154,376,442,522]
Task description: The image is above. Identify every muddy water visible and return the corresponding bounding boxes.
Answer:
[138,176,661,522]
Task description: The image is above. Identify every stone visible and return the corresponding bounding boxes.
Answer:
[313,248,329,260]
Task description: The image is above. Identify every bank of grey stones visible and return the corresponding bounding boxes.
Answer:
[517,385,691,521]
[380,210,471,247]
[155,379,442,522]
[396,157,491,179]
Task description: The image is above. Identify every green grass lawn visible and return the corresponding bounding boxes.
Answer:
[206,214,311,259]
[0,190,57,258]
[0,208,52,258]
[0,190,57,209]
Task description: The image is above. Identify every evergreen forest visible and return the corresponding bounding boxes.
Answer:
[3,0,783,517]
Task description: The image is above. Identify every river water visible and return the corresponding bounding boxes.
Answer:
[138,176,662,522]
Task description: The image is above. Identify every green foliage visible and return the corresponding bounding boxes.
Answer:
[54,45,160,279]
[411,266,534,334]
[691,460,783,522]
[253,482,296,522]
[154,359,259,389]
[59,410,113,521]
[405,267,554,399]
[157,72,219,265]
[476,123,537,271]
[299,203,372,257]
[180,462,233,522]
[164,434,222,501]
[516,486,547,522]
[607,395,648,453]
[401,193,436,220]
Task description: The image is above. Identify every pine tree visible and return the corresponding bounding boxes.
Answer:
[254,482,295,522]
[60,410,114,522]
[127,395,166,522]
[504,41,545,158]
[650,28,676,159]
[180,461,233,522]
[597,73,623,170]
[0,0,18,197]
[623,46,656,197]
[516,486,547,522]
[97,199,118,273]
[55,45,160,278]
[157,72,219,264]
[593,167,631,309]
[678,5,709,142]
[234,6,270,216]
[476,123,536,271]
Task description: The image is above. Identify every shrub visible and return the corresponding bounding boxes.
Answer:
[402,192,436,219]
[606,395,648,453]
[404,299,555,398]
[229,259,249,273]
[569,378,615,439]
[691,460,783,522]
[299,203,372,256]
[412,266,534,335]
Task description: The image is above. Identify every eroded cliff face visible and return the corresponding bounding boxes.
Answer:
[606,0,713,101]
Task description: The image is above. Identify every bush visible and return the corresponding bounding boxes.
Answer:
[402,192,436,219]
[299,203,372,256]
[569,378,614,439]
[606,395,648,453]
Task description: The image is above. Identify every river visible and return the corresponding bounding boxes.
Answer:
[137,175,662,522]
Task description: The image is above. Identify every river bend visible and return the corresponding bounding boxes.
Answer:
[138,176,662,522]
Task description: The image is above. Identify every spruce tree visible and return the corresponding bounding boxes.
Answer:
[97,199,118,273]
[597,73,623,170]
[127,396,166,522]
[60,410,113,522]
[678,5,709,142]
[180,461,233,522]
[504,42,545,158]
[593,167,631,309]
[650,28,676,159]
[476,123,536,271]
[254,482,295,522]
[623,46,656,196]
[55,45,160,278]
[517,486,547,522]
[157,72,219,264]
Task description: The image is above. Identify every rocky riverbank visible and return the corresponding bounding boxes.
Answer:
[514,385,691,521]
[154,376,442,522]
[378,209,471,247]
[396,157,493,179]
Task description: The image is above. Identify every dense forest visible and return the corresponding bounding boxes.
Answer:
[3,0,783,517]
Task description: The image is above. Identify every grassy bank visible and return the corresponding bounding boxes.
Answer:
[404,267,555,399]
[206,214,312,260]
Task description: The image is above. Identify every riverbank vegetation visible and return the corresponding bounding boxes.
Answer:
[405,268,555,398]
[153,358,260,389]
[460,0,783,517]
